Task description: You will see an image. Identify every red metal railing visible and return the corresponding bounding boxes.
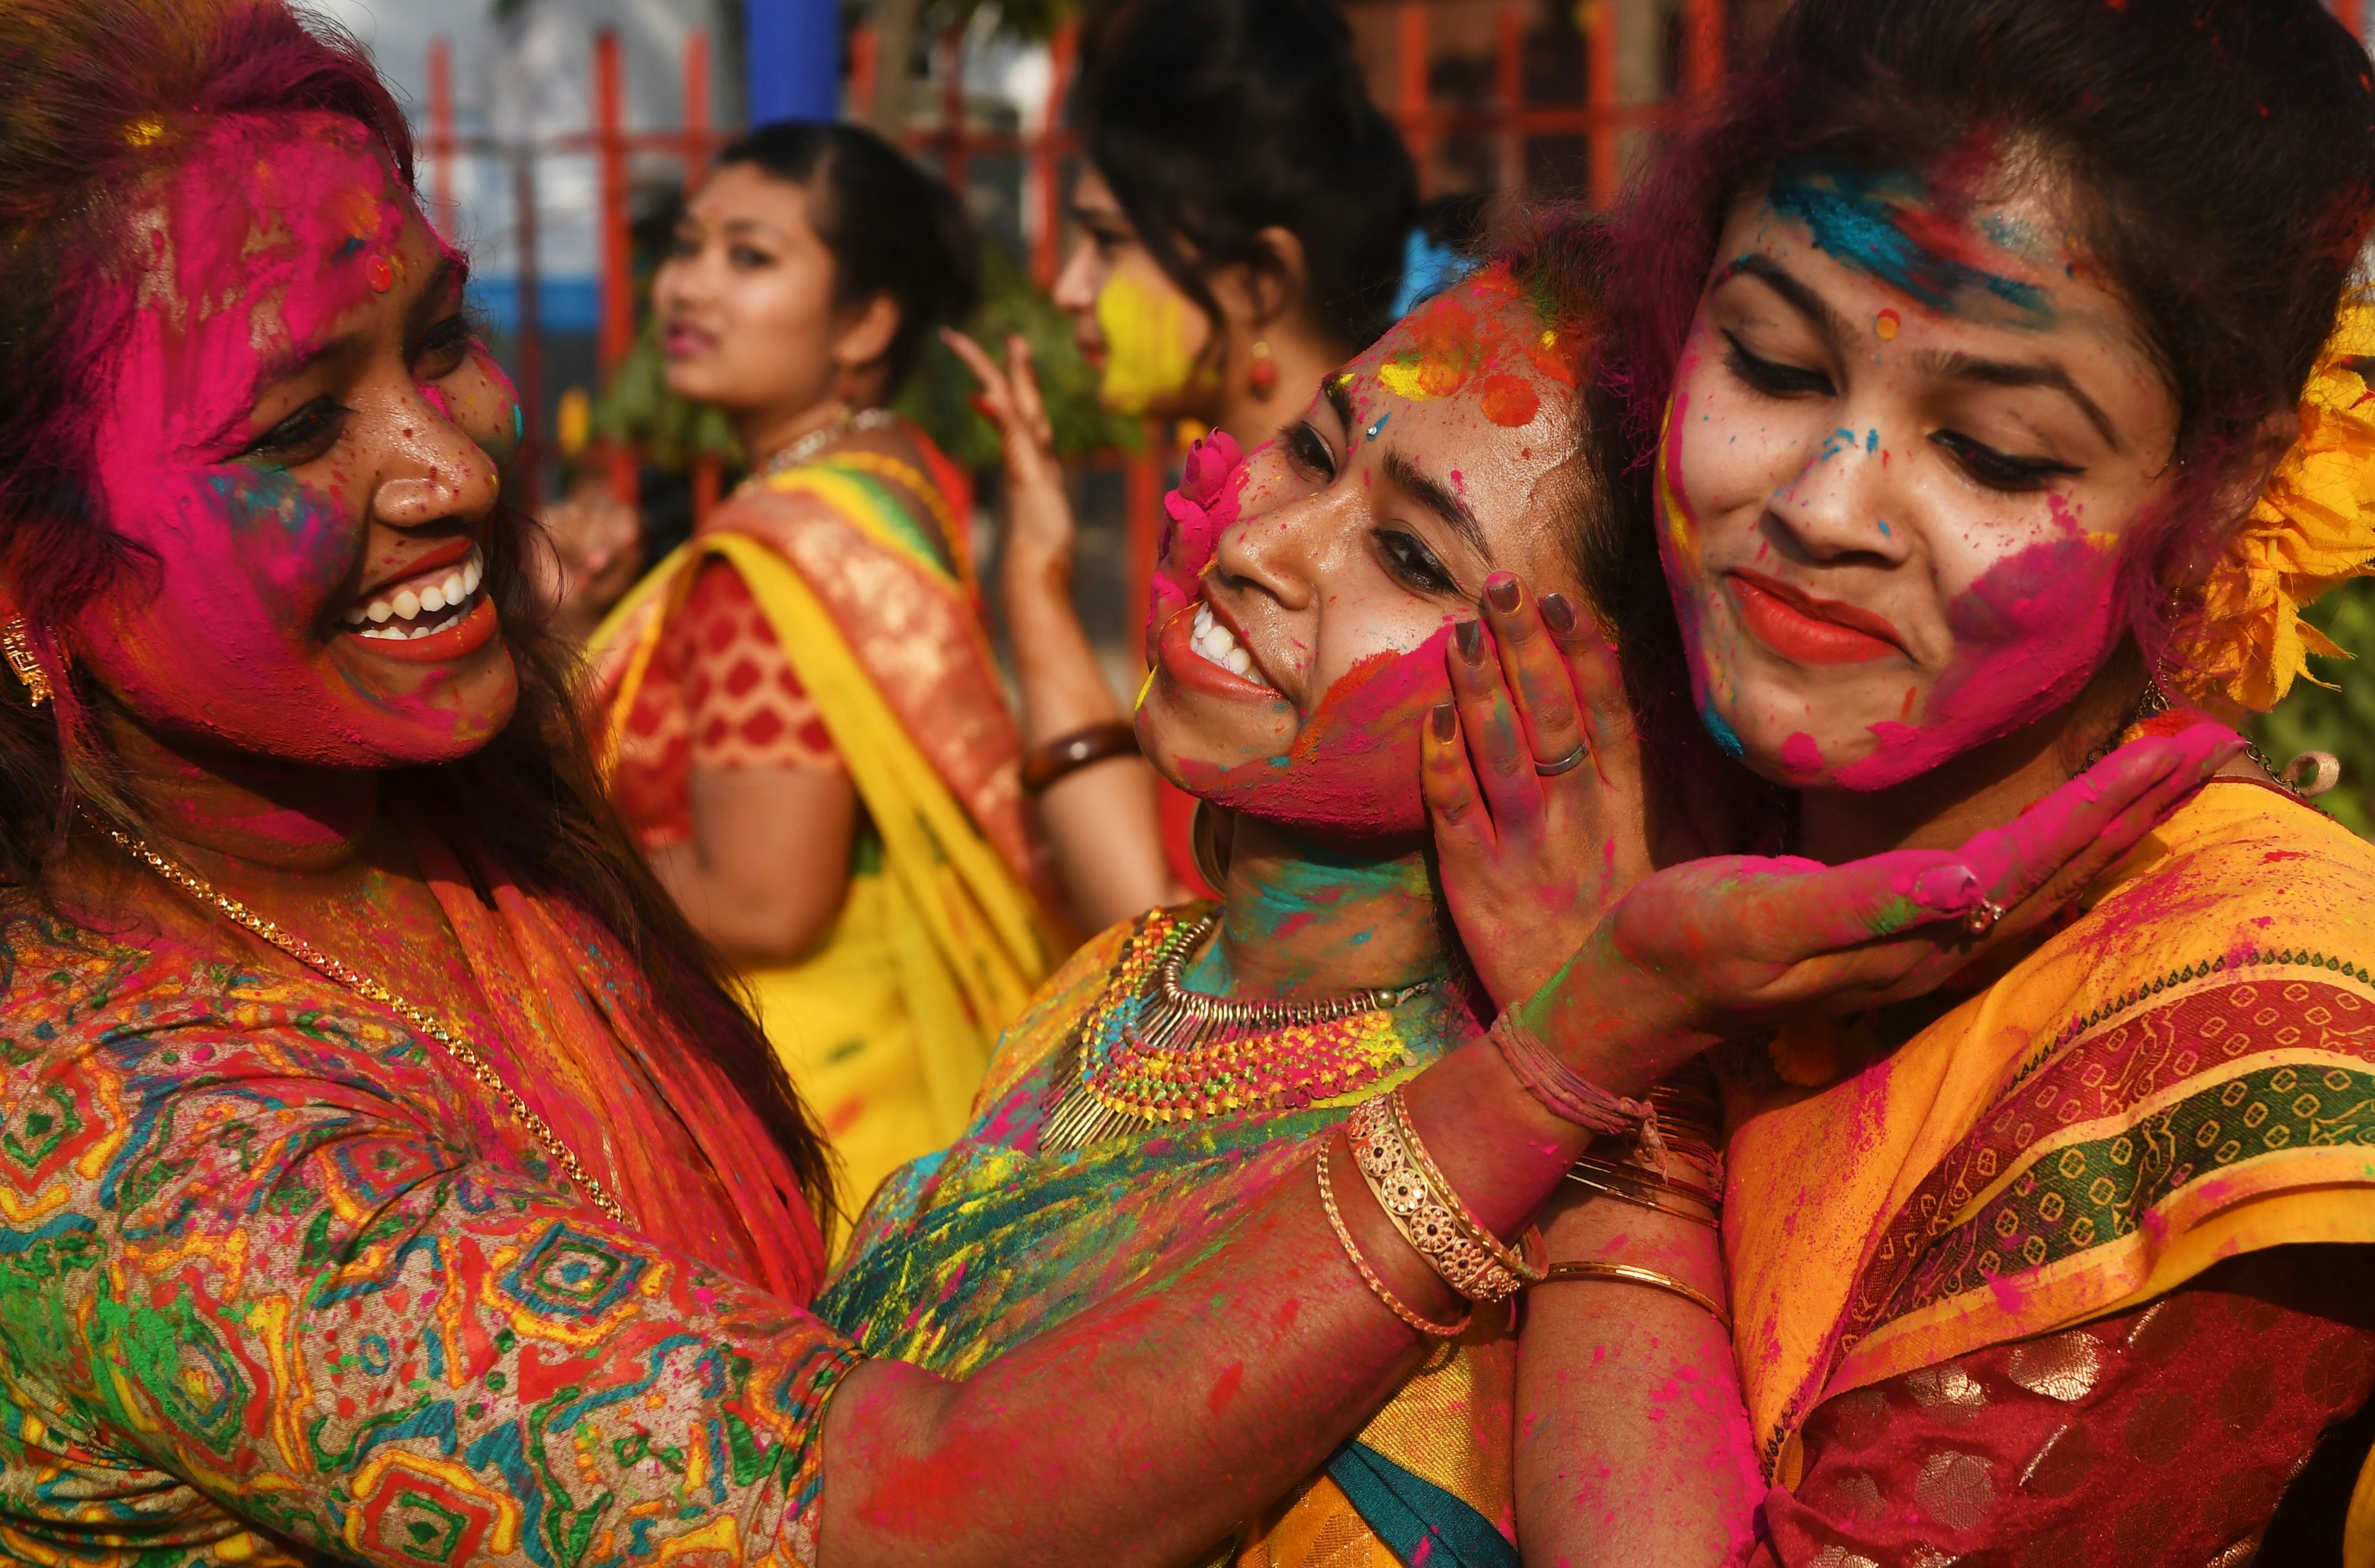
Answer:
[420,0,2368,589]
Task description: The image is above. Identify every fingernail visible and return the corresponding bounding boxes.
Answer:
[1484,574,1520,614]
[1432,702,1457,740]
[1454,620,1484,664]
[1539,592,1577,635]
[1912,863,1981,910]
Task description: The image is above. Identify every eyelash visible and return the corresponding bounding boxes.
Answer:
[1282,419,1336,482]
[239,311,481,466]
[1374,529,1460,597]
[1721,332,2082,495]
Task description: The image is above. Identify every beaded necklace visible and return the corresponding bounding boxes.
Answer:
[1040,908,1434,1153]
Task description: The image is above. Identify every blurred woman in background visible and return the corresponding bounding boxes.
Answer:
[956,0,1428,920]
[586,123,1068,1215]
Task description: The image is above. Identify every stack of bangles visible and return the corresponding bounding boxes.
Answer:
[1500,1011,1732,1332]
[1317,1088,1544,1337]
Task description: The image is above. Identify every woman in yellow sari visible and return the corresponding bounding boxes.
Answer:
[587,124,1068,1215]
[1452,1,2375,1560]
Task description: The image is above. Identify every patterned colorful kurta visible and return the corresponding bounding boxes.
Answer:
[1726,779,2375,1563]
[821,910,1521,1568]
[0,870,857,1566]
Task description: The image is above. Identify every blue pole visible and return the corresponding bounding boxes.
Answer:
[745,0,841,124]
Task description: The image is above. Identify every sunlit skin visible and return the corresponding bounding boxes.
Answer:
[1661,168,2199,849]
[1139,275,1586,842]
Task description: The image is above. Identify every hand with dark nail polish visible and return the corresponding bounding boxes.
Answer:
[1485,575,1521,614]
[1455,620,1486,664]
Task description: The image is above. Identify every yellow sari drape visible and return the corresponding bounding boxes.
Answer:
[589,455,1066,1217]
[1724,780,2375,1549]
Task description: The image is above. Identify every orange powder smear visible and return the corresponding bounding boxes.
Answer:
[1478,374,1539,428]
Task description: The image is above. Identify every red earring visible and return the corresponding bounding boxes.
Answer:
[1248,338,1278,398]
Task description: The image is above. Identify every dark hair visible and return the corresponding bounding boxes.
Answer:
[1612,0,2375,677]
[0,0,838,1225]
[712,121,978,393]
[1083,0,1419,354]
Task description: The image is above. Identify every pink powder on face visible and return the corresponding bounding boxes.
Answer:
[1832,526,2121,790]
[1779,732,1823,776]
[1145,431,1251,656]
[74,114,515,771]
[1175,627,1456,838]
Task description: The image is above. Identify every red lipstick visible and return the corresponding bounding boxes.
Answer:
[1729,569,1906,665]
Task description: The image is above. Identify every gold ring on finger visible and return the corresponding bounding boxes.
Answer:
[1962,896,2008,937]
[1534,742,1590,778]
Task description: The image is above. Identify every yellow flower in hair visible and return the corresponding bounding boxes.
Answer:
[2174,297,2375,711]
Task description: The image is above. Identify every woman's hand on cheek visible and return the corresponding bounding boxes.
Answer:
[1511,721,2244,1093]
[1424,573,1651,1011]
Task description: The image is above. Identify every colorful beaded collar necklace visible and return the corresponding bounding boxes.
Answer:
[1041,907,1435,1154]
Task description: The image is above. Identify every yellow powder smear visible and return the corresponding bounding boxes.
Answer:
[1095,270,1197,414]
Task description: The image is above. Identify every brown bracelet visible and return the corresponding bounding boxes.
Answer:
[1021,721,1140,795]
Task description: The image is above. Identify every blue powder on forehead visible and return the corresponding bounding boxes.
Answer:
[1769,163,2055,330]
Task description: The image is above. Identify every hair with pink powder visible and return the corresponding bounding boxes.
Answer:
[0,0,836,1220]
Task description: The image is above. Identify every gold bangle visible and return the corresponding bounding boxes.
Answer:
[1562,1170,1721,1230]
[1387,1089,1544,1285]
[1347,1095,1529,1303]
[1317,1142,1471,1339]
[1570,1153,1724,1212]
[1536,1260,1732,1332]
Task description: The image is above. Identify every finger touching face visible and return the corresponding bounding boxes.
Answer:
[1137,269,1592,839]
[1658,158,2181,790]
[75,113,521,768]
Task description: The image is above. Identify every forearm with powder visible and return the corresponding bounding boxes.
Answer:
[819,1035,1598,1566]
[1002,502,1174,930]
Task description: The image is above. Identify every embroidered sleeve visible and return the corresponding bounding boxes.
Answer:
[1755,1251,2375,1566]
[0,945,858,1567]
[677,559,841,775]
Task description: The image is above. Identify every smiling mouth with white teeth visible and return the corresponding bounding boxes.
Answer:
[1190,599,1275,689]
[341,546,486,641]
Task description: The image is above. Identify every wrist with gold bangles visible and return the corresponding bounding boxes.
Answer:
[1315,1086,1544,1339]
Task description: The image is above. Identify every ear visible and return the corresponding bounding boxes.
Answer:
[1245,226,1312,328]
[2206,406,2305,524]
[831,292,904,375]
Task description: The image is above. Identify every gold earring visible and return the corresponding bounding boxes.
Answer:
[2,618,51,707]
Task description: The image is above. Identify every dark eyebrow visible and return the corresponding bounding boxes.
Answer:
[1915,348,2121,450]
[1382,450,1491,562]
[1322,371,1356,432]
[1719,252,1857,348]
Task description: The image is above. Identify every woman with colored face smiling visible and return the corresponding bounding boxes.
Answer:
[949,0,1424,925]
[1462,0,2375,1559]
[0,7,2210,1564]
[821,217,2225,1564]
[584,123,1069,1219]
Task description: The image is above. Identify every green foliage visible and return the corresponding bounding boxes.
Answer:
[895,238,1143,466]
[2254,576,2375,837]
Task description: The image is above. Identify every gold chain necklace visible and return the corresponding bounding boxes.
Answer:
[99,823,631,1227]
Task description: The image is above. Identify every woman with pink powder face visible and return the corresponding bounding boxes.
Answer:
[0,7,2211,1565]
[1441,1,2375,1561]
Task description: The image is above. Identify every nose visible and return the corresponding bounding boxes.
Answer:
[1209,484,1338,619]
[1764,424,1911,565]
[1051,235,1100,317]
[373,382,501,529]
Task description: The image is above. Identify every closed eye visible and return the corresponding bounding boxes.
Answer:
[1930,430,2082,493]
[1722,330,1834,400]
[238,396,347,468]
[1373,527,1460,598]
[1282,419,1337,483]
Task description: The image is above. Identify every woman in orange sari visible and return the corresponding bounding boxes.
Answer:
[1441,0,2375,1559]
[586,126,1069,1213]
